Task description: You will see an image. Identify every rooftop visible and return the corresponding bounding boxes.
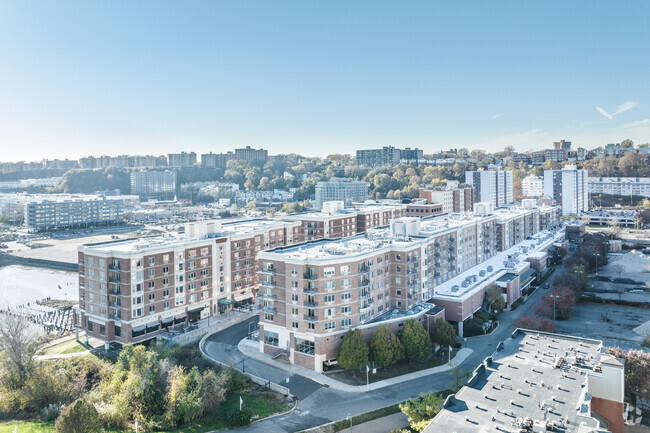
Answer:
[423,329,609,433]
[431,228,561,300]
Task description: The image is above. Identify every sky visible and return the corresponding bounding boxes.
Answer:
[1,1,649,162]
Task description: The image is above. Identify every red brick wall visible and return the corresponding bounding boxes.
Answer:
[591,397,625,433]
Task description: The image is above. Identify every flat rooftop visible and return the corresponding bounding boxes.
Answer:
[423,329,609,433]
[431,228,561,300]
[220,218,291,234]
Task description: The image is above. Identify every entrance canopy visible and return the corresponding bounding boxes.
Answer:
[218,299,237,305]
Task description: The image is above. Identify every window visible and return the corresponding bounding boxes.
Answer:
[323,267,335,277]
[308,322,315,330]
[324,322,335,330]
[148,257,155,265]
[324,294,335,303]
[163,266,169,274]
[294,337,314,355]
[342,279,351,288]
[264,331,279,346]
[325,281,335,290]
[133,308,143,318]
[100,324,105,336]
[163,289,170,297]
[292,321,299,329]
[148,305,155,313]
[163,301,170,309]
[264,313,274,322]
[341,292,351,301]
[115,326,121,337]
[148,293,155,301]
[341,318,351,327]
[175,286,184,294]
[291,294,299,302]
[163,254,170,263]
[291,307,298,316]
[148,281,155,289]
[340,265,350,274]
[396,290,402,296]
[396,265,401,272]
[341,306,351,314]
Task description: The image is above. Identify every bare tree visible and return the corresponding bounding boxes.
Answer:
[0,314,37,381]
[612,264,625,280]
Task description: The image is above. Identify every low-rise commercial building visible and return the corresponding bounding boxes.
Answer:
[422,329,626,433]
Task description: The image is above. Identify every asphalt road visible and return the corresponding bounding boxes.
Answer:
[205,264,567,433]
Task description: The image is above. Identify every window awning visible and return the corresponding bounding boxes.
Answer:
[188,306,205,314]
[132,325,146,332]
[235,292,254,302]
[146,321,159,329]
[218,299,237,305]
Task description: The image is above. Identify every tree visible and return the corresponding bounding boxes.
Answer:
[337,329,368,374]
[612,264,624,280]
[533,288,576,320]
[55,399,101,433]
[621,139,634,149]
[486,286,506,312]
[400,319,432,362]
[449,363,471,391]
[606,347,650,413]
[369,325,404,369]
[514,314,555,332]
[0,314,37,381]
[429,319,456,348]
[399,392,445,432]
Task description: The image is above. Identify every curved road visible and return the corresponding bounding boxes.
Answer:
[204,266,563,432]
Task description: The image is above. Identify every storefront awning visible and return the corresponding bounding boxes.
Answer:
[132,325,146,332]
[218,299,237,305]
[146,321,159,329]
[188,306,205,314]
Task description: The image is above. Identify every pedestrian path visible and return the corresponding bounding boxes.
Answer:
[338,412,409,433]
[237,338,473,393]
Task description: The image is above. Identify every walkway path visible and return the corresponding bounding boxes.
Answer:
[337,412,409,433]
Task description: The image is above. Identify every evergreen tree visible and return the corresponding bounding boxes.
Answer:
[55,399,101,433]
[369,325,404,368]
[486,286,506,312]
[400,319,432,361]
[430,318,457,348]
[337,329,369,373]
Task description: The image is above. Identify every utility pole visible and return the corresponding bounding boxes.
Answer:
[551,295,560,322]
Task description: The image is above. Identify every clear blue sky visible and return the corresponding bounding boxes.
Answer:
[1,1,649,161]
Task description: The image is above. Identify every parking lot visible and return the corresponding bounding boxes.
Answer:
[555,302,650,351]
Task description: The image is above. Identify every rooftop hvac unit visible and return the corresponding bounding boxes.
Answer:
[479,270,486,277]
[451,285,459,292]
[487,265,493,272]
[472,275,478,282]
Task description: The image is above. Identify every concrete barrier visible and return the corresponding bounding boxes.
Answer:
[199,323,291,397]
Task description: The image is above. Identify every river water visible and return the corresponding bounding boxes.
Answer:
[0,265,77,310]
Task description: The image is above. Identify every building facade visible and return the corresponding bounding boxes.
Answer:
[314,178,369,209]
[356,146,401,168]
[465,169,514,208]
[544,165,589,215]
[522,174,544,197]
[130,171,177,197]
[167,152,197,167]
[419,184,474,213]
[201,152,235,168]
[589,176,650,198]
[234,146,268,163]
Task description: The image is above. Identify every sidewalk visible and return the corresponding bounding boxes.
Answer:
[237,338,473,393]
[338,412,409,433]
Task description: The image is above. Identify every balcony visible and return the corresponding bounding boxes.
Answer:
[259,268,277,275]
[258,306,277,314]
[108,277,121,284]
[358,280,370,288]
[108,264,121,270]
[109,313,121,321]
[304,315,319,322]
[303,287,318,295]
[303,300,318,308]
[257,293,276,301]
[108,289,122,296]
[407,257,418,263]
[358,267,370,274]
[303,272,317,280]
[108,301,122,309]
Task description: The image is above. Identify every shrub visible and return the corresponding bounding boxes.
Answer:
[40,403,62,422]
[227,406,253,427]
[430,319,456,348]
[55,399,101,433]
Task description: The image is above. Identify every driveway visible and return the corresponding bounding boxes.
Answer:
[207,266,564,432]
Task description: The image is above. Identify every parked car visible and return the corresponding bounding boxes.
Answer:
[543,283,550,289]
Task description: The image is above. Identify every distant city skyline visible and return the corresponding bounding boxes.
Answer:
[1,1,649,162]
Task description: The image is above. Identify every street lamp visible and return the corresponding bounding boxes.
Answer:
[595,253,600,275]
[346,414,352,432]
[550,295,560,322]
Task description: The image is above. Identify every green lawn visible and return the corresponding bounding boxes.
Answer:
[327,348,460,385]
[0,394,292,433]
[38,339,88,356]
[0,420,53,433]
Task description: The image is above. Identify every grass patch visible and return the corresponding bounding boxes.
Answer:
[38,339,87,356]
[329,349,459,385]
[0,420,54,433]
[330,404,401,432]
[0,394,292,433]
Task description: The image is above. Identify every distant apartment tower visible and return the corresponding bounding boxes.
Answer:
[167,152,197,167]
[130,171,177,198]
[553,139,571,150]
[465,169,513,208]
[314,178,369,209]
[544,165,588,215]
[201,152,235,169]
[544,148,566,162]
[418,182,474,213]
[399,147,424,163]
[522,174,544,197]
[356,146,401,168]
[234,146,268,163]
